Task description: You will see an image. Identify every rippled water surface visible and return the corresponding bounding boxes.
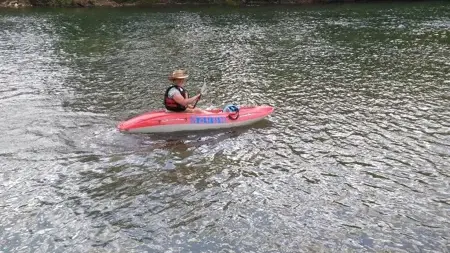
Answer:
[1,2,449,252]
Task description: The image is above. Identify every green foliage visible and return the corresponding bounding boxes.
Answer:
[51,0,73,6]
[29,0,73,6]
[134,0,160,5]
[224,0,239,5]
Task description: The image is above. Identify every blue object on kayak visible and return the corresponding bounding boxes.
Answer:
[222,104,240,113]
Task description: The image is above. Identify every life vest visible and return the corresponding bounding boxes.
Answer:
[164,85,189,112]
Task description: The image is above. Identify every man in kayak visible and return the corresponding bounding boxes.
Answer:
[164,69,212,114]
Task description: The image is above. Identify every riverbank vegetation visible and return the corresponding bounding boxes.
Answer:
[0,0,436,8]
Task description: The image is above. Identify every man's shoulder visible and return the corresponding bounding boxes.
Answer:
[168,87,181,97]
[168,86,180,92]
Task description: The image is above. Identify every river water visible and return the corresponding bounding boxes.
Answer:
[1,2,449,252]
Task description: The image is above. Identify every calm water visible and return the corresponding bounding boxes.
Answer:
[1,2,449,252]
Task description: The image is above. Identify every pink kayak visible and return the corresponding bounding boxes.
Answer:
[118,105,274,133]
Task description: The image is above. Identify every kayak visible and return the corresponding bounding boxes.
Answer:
[118,105,274,133]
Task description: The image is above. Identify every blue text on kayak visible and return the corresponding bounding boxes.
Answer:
[190,116,227,124]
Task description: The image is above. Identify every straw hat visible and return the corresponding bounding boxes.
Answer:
[169,69,189,80]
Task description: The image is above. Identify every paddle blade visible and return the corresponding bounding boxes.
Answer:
[200,81,207,95]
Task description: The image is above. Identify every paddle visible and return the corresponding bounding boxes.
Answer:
[190,78,238,119]
[192,77,207,109]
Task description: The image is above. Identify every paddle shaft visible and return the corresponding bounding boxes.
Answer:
[192,79,207,109]
[192,94,201,108]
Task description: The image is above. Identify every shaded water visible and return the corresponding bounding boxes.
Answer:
[1,2,449,252]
